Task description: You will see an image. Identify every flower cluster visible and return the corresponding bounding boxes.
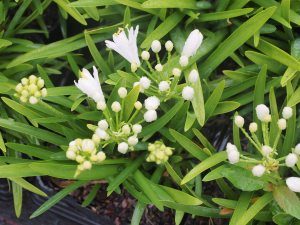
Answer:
[226,104,300,193]
[66,138,106,175]
[105,26,203,103]
[15,75,47,104]
[146,141,174,164]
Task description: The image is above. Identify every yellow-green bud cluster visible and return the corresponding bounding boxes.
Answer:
[66,138,106,174]
[146,141,174,164]
[15,75,47,104]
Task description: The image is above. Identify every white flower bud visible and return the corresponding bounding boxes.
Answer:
[82,139,95,152]
[98,119,109,130]
[294,143,300,155]
[227,150,240,164]
[285,153,298,167]
[92,134,100,144]
[118,142,129,154]
[172,68,181,77]
[151,40,161,53]
[226,143,238,153]
[277,118,287,130]
[111,101,121,112]
[182,29,203,57]
[20,96,27,103]
[66,150,76,160]
[286,177,300,193]
[182,86,194,101]
[29,96,38,104]
[282,106,293,119]
[155,64,163,72]
[262,145,273,156]
[144,110,157,122]
[15,84,23,92]
[144,96,160,110]
[188,69,199,83]
[41,88,47,97]
[165,40,174,52]
[82,161,92,170]
[134,101,142,110]
[255,104,270,122]
[29,75,37,83]
[96,128,109,140]
[234,115,244,128]
[128,136,138,146]
[118,87,127,98]
[97,151,106,161]
[249,122,258,133]
[131,63,138,72]
[21,78,29,85]
[139,77,151,90]
[122,124,131,135]
[141,51,150,61]
[76,155,84,164]
[97,101,107,111]
[158,81,170,92]
[252,164,266,177]
[179,55,189,67]
[132,124,142,134]
[37,79,45,88]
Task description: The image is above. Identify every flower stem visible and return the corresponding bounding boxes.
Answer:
[262,122,270,145]
[241,128,262,154]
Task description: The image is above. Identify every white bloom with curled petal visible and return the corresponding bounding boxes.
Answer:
[105,26,140,66]
[75,66,105,104]
[144,96,160,110]
[182,29,203,57]
[255,104,270,122]
[286,177,300,192]
[252,164,266,177]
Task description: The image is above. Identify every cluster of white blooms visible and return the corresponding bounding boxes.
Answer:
[92,119,142,155]
[105,25,203,102]
[15,75,47,104]
[228,105,299,183]
[146,141,174,164]
[66,138,106,174]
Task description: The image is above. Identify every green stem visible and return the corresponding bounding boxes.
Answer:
[262,122,270,145]
[241,128,262,154]
[128,109,140,124]
[272,130,282,150]
[155,53,161,64]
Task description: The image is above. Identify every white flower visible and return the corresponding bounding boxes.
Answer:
[144,96,160,110]
[144,110,157,122]
[277,118,287,130]
[179,56,189,67]
[141,51,150,61]
[255,104,270,122]
[286,177,300,192]
[98,119,109,130]
[181,29,203,57]
[29,96,38,104]
[227,150,240,164]
[96,128,109,140]
[234,115,244,128]
[139,77,151,91]
[182,86,194,101]
[97,152,106,161]
[134,101,142,110]
[66,150,76,160]
[118,87,127,98]
[151,40,161,53]
[285,153,298,167]
[132,124,142,134]
[97,101,106,111]
[188,69,199,83]
[118,142,129,154]
[111,101,121,112]
[252,164,266,177]
[82,161,92,170]
[165,40,173,52]
[262,145,273,156]
[128,136,138,146]
[158,81,170,92]
[172,68,181,77]
[122,124,131,135]
[295,143,300,155]
[105,26,140,66]
[249,122,257,133]
[226,143,238,153]
[155,64,163,72]
[82,139,95,152]
[282,106,293,119]
[75,66,105,104]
